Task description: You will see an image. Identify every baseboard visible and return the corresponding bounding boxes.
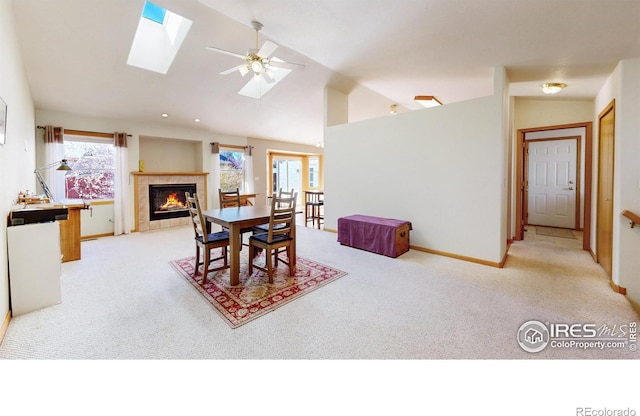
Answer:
[589,250,597,262]
[81,232,115,241]
[410,245,507,268]
[609,279,627,295]
[323,228,337,233]
[0,310,10,344]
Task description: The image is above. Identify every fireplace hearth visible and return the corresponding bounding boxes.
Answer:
[149,183,196,221]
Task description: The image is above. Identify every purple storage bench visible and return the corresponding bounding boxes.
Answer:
[337,214,412,258]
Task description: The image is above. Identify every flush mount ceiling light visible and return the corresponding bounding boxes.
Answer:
[414,96,443,108]
[541,83,567,94]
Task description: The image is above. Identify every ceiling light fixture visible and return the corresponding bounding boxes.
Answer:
[541,83,567,95]
[414,96,443,108]
[390,104,397,115]
[194,118,200,123]
[161,113,168,118]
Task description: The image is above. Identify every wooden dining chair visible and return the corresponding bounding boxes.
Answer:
[219,188,242,208]
[218,188,252,249]
[253,188,295,234]
[185,192,229,281]
[248,192,297,283]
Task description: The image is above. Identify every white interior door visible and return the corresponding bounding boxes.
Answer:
[527,139,577,228]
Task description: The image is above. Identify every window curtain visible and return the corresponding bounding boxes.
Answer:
[43,125,65,202]
[113,132,131,235]
[244,145,254,194]
[211,142,221,208]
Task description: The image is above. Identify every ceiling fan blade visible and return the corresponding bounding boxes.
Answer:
[268,59,305,72]
[219,65,244,75]
[205,46,246,60]
[263,70,276,84]
[257,40,278,58]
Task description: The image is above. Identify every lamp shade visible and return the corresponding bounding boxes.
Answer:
[57,159,72,170]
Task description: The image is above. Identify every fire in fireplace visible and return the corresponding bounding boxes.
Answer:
[149,183,196,221]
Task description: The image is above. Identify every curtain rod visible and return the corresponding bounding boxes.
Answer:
[36,126,132,137]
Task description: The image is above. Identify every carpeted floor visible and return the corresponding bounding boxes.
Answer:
[0,223,638,359]
[534,225,576,239]
[170,254,347,328]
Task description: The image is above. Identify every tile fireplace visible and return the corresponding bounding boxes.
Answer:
[148,183,195,221]
[132,172,208,232]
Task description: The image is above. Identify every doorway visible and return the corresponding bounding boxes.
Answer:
[526,138,579,229]
[515,122,593,252]
[596,100,615,277]
[271,155,302,206]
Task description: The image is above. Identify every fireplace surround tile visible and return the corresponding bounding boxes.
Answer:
[132,172,208,232]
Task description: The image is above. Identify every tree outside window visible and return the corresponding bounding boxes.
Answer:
[220,150,244,192]
[63,138,116,200]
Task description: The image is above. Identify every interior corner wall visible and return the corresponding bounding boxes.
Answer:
[1,0,37,329]
[324,94,506,264]
[608,59,640,310]
[324,88,348,127]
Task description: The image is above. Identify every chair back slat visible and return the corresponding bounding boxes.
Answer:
[186,192,209,243]
[267,192,297,242]
[219,188,241,208]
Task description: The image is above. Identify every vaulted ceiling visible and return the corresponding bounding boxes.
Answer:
[11,0,640,145]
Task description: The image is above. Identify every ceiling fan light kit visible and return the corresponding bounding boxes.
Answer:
[206,20,305,99]
[541,83,567,94]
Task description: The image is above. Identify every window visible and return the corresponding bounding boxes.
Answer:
[63,136,116,200]
[309,156,319,188]
[219,149,245,192]
[127,1,193,74]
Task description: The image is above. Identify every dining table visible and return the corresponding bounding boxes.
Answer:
[202,205,296,286]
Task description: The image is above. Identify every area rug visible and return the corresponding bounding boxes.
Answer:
[535,226,576,239]
[170,254,347,328]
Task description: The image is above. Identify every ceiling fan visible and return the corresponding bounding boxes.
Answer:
[206,21,305,98]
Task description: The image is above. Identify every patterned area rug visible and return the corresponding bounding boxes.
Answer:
[535,226,576,239]
[170,254,347,328]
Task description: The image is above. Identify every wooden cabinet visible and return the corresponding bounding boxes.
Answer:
[59,206,82,262]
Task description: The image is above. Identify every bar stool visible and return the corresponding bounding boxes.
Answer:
[304,190,324,229]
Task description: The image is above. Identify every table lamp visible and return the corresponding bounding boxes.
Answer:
[34,159,72,201]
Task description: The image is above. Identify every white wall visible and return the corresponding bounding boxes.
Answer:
[325,70,508,264]
[594,59,640,310]
[514,99,594,129]
[0,0,37,324]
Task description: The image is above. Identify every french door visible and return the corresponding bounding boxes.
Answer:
[272,156,302,205]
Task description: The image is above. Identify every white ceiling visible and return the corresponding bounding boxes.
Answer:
[11,0,640,146]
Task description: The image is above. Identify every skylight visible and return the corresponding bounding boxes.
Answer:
[127,1,192,74]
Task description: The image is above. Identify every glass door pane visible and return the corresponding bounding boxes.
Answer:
[272,157,302,206]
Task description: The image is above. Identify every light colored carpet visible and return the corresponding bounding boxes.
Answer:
[169,254,347,328]
[534,226,576,239]
[0,223,638,359]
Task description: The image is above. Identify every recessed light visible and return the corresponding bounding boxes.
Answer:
[161,113,168,118]
[194,118,200,123]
